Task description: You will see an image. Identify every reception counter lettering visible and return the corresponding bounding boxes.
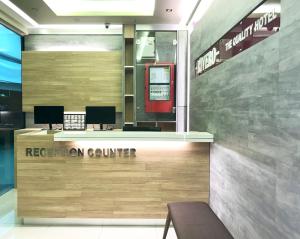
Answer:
[25,147,137,158]
[15,130,213,220]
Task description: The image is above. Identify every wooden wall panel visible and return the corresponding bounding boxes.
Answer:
[22,51,122,112]
[123,25,135,39]
[16,133,210,219]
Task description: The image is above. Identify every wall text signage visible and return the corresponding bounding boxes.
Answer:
[195,0,281,76]
[25,147,136,158]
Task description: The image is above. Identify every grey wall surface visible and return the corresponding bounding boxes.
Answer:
[190,0,300,238]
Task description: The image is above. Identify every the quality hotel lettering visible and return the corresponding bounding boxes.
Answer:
[195,3,280,76]
[224,9,278,52]
[25,148,136,158]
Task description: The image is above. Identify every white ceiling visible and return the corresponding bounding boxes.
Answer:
[9,0,188,25]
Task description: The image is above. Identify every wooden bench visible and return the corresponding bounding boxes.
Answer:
[162,202,234,239]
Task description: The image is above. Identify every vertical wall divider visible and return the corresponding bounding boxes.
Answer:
[122,24,136,126]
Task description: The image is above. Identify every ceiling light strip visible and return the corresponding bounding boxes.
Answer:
[188,0,214,27]
[0,0,38,26]
[42,0,155,16]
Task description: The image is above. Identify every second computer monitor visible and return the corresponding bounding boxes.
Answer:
[85,106,116,126]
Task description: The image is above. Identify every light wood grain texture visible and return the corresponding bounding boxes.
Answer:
[22,51,122,112]
[124,40,134,66]
[123,24,135,124]
[124,97,134,122]
[16,133,210,219]
[125,69,134,94]
[14,129,42,188]
[123,25,135,39]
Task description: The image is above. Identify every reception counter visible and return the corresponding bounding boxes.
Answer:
[15,129,213,224]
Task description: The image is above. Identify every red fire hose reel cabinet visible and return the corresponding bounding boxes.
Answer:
[145,63,175,113]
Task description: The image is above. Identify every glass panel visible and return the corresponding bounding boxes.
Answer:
[149,85,170,101]
[149,66,170,84]
[0,24,23,196]
[136,31,177,64]
[135,31,177,123]
[0,25,21,60]
[0,130,14,196]
[0,59,21,84]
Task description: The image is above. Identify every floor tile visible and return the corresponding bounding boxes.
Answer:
[156,226,177,239]
[0,226,49,239]
[45,226,101,239]
[101,226,158,239]
[0,190,22,227]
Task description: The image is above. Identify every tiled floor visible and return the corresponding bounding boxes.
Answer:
[0,190,177,239]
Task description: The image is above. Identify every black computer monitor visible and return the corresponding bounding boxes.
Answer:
[34,106,64,130]
[122,126,161,131]
[86,106,116,130]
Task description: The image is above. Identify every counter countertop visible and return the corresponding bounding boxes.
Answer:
[53,131,213,142]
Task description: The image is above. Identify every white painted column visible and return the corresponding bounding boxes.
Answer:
[176,30,188,132]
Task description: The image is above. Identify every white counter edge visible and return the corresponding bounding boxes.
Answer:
[53,131,214,142]
[54,137,213,142]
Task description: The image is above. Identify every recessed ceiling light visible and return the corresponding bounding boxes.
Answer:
[42,0,156,16]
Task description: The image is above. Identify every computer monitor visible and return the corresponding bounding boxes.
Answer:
[34,106,64,130]
[123,126,161,131]
[86,106,116,130]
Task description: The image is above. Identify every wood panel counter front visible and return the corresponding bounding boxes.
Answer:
[15,130,211,220]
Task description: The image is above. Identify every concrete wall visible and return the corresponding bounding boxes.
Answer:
[190,0,300,238]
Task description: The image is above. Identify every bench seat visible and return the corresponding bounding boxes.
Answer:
[163,201,233,239]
